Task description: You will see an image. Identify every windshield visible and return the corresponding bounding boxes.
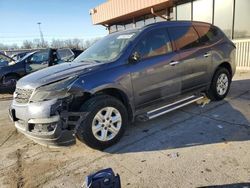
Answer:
[0,54,15,66]
[74,31,138,63]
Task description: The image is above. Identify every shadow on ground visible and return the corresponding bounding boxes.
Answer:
[105,79,250,154]
[199,182,250,188]
[0,87,14,101]
[0,83,15,93]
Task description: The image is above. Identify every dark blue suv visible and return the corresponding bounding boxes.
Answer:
[10,21,236,150]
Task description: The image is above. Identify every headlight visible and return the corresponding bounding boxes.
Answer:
[30,77,76,102]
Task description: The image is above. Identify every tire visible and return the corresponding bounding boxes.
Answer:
[206,67,231,101]
[76,95,128,150]
[2,75,19,92]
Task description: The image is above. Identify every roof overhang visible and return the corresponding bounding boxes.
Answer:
[90,0,174,25]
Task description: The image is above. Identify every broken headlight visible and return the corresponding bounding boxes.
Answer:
[30,77,76,102]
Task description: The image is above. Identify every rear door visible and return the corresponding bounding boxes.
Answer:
[130,28,182,108]
[168,25,212,93]
[25,50,50,73]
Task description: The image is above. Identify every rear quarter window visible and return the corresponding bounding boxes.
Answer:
[168,26,201,50]
[194,25,220,44]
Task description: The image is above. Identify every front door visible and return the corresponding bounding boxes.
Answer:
[26,50,50,73]
[129,28,182,108]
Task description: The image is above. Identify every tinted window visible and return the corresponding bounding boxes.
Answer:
[195,26,219,44]
[134,28,172,59]
[168,26,200,50]
[30,51,49,64]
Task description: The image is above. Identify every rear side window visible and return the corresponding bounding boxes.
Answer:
[195,26,219,44]
[168,26,200,50]
[134,28,172,59]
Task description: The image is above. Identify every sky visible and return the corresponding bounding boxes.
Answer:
[0,0,108,46]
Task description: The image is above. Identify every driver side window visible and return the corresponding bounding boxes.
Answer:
[26,50,50,73]
[29,51,49,64]
[134,28,172,59]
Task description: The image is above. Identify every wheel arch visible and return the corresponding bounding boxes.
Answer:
[94,88,134,122]
[216,62,232,78]
[207,61,232,101]
[1,72,21,84]
[69,86,134,122]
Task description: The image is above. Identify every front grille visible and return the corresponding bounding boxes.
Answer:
[14,88,34,104]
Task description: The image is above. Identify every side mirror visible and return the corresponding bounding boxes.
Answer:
[129,51,141,63]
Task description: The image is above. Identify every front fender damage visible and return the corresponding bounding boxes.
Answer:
[60,111,89,136]
[11,94,90,147]
[45,95,90,146]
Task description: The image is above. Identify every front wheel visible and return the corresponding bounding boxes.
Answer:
[76,95,128,150]
[206,67,231,101]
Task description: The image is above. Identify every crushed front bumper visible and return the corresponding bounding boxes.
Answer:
[9,99,85,147]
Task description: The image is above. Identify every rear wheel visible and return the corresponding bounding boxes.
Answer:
[206,67,231,101]
[2,75,19,92]
[76,95,128,150]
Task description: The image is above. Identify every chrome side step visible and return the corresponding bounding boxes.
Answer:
[141,95,204,121]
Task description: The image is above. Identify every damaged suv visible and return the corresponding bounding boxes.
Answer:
[9,21,236,150]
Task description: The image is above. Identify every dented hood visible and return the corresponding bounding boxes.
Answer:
[17,62,101,89]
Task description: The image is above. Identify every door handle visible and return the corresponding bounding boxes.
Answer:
[170,61,179,66]
[204,53,211,58]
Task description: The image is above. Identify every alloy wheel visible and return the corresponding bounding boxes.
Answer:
[92,107,122,142]
[216,73,229,96]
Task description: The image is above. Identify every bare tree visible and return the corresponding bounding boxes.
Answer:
[82,38,100,49]
[64,39,82,49]
[32,39,49,48]
[51,39,65,48]
[0,43,19,50]
[72,38,82,49]
[22,40,33,49]
[0,37,102,51]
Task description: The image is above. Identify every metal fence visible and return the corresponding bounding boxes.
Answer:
[233,39,250,70]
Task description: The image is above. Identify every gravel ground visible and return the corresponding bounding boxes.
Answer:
[0,91,12,101]
[0,71,250,188]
